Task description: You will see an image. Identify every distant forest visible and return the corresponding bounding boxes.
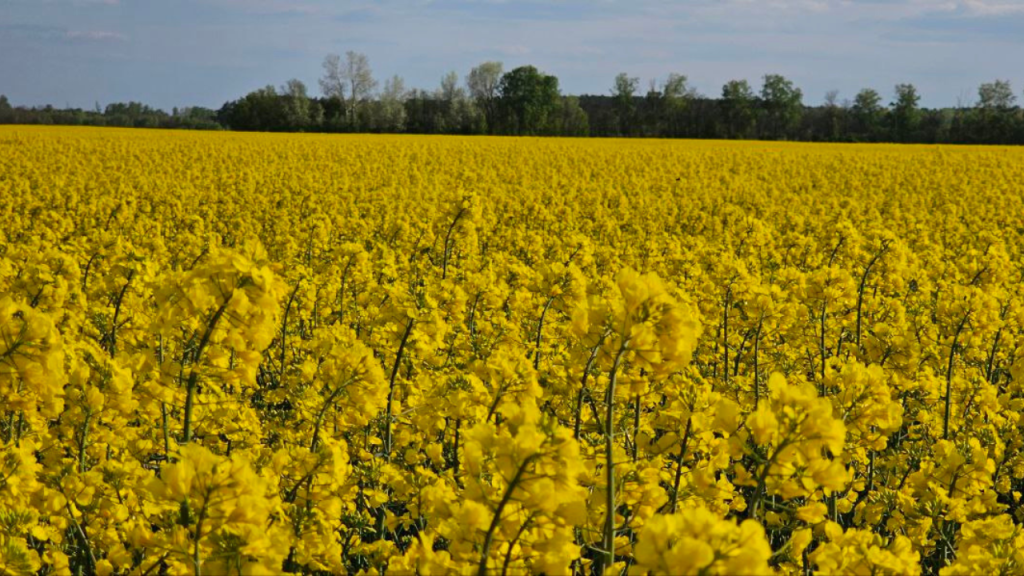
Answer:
[3,53,1023,145]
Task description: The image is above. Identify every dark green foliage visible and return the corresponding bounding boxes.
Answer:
[759,74,803,140]
[495,66,562,135]
[721,80,757,139]
[850,89,885,142]
[0,95,14,123]
[1,73,1022,144]
[891,83,921,143]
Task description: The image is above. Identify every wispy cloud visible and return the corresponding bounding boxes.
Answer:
[962,0,1024,13]
[496,44,531,56]
[0,23,125,42]
[2,0,123,5]
[65,30,126,41]
[1,0,1021,109]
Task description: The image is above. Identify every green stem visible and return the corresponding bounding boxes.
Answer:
[193,504,207,576]
[280,280,302,380]
[722,289,730,387]
[943,311,971,440]
[78,412,91,473]
[476,455,536,576]
[108,269,135,356]
[668,417,692,513]
[183,293,234,443]
[384,318,415,461]
[855,242,888,349]
[500,513,536,576]
[534,296,555,371]
[753,317,763,409]
[574,342,602,440]
[602,345,628,575]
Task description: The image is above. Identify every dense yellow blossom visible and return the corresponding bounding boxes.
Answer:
[2,125,1024,574]
[630,505,772,575]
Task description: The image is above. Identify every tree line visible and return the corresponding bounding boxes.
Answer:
[3,52,1023,144]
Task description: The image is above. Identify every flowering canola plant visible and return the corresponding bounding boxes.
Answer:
[2,125,1024,575]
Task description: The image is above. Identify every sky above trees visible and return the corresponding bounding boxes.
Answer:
[2,0,1022,110]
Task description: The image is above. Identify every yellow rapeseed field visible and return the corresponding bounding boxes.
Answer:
[3,125,1024,575]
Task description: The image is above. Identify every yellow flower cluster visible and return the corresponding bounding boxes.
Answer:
[2,125,1024,575]
[630,505,772,575]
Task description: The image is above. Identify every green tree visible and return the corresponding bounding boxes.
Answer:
[467,61,504,134]
[103,102,168,128]
[555,96,589,137]
[759,74,803,139]
[851,88,884,141]
[0,95,13,123]
[975,79,1017,143]
[281,79,319,130]
[891,83,921,142]
[638,75,691,137]
[319,96,348,132]
[661,73,692,138]
[720,79,757,139]
[319,51,377,130]
[611,72,639,136]
[496,65,561,135]
[820,90,846,141]
[365,75,407,133]
[978,79,1016,110]
[172,106,222,130]
[436,71,479,133]
[218,86,288,131]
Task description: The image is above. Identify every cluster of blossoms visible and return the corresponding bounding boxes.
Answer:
[1,125,1023,574]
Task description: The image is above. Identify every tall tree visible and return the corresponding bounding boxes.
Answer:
[820,90,846,141]
[319,54,345,98]
[496,65,560,135]
[661,73,692,137]
[218,86,286,131]
[720,80,757,139]
[851,88,884,141]
[281,79,319,130]
[439,71,463,103]
[367,75,407,133]
[436,71,477,133]
[639,74,693,137]
[975,79,1017,143]
[611,72,640,136]
[172,106,221,130]
[759,74,803,139]
[0,95,13,123]
[555,96,590,137]
[978,79,1016,111]
[891,83,921,142]
[640,80,663,137]
[320,52,377,129]
[467,61,504,134]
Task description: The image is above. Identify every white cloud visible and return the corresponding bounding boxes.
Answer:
[0,23,125,42]
[3,0,1021,109]
[497,44,531,55]
[16,0,124,5]
[695,0,1024,17]
[65,30,126,41]
[962,0,1024,13]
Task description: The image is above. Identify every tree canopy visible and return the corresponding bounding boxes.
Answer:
[5,55,1024,145]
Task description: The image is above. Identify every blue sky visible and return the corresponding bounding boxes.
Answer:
[1,0,1022,110]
